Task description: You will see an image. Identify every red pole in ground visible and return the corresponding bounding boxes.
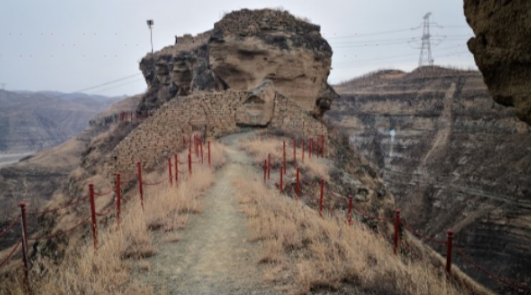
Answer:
[208,141,211,168]
[302,140,305,163]
[188,153,192,176]
[267,154,271,180]
[348,195,353,226]
[263,160,267,184]
[89,184,98,252]
[168,157,173,186]
[283,141,286,174]
[309,137,313,159]
[446,230,454,276]
[293,138,296,164]
[319,179,324,218]
[296,167,300,201]
[116,173,121,228]
[178,154,179,186]
[137,162,144,210]
[394,209,400,255]
[19,202,31,294]
[280,168,283,194]
[189,135,192,156]
[200,140,204,165]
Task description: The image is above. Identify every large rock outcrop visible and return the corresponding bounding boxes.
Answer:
[138,8,338,118]
[464,0,531,126]
[330,66,531,294]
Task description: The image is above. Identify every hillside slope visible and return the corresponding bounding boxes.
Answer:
[329,66,531,294]
[0,90,123,154]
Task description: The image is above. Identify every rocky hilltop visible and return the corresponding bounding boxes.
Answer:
[329,66,531,294]
[464,0,531,126]
[138,8,338,117]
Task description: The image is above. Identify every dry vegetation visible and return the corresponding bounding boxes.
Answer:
[0,142,226,295]
[239,135,330,181]
[234,177,477,295]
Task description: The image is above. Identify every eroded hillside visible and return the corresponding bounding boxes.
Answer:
[329,66,531,294]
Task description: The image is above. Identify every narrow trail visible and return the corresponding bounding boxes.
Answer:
[141,131,282,295]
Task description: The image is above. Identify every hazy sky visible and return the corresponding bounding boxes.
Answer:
[0,0,475,97]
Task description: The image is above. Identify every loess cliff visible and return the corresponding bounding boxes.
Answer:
[464,0,531,126]
[329,66,531,294]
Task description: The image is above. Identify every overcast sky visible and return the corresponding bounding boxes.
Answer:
[0,0,475,97]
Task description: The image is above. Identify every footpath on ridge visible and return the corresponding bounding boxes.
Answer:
[139,131,282,295]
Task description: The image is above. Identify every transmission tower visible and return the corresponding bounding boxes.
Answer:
[419,13,434,66]
[408,13,445,67]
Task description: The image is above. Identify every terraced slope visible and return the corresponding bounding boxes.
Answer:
[328,66,531,294]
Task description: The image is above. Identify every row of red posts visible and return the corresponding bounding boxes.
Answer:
[267,136,458,280]
[11,134,214,293]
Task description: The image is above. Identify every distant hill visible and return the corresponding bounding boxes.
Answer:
[0,90,124,154]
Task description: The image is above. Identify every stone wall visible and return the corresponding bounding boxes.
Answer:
[105,90,327,179]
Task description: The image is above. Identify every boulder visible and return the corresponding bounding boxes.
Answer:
[236,80,276,126]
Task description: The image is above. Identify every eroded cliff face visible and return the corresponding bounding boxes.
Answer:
[329,66,531,294]
[464,0,531,126]
[138,8,338,118]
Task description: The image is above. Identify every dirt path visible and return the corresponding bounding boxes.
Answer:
[140,131,282,295]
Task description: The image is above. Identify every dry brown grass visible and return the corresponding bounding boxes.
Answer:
[234,177,475,295]
[239,136,329,181]
[0,141,226,295]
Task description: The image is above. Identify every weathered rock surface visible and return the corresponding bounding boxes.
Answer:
[330,66,531,294]
[235,80,276,126]
[464,0,531,126]
[138,8,338,116]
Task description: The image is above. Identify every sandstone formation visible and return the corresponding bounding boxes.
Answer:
[464,0,531,126]
[330,66,531,294]
[138,8,338,117]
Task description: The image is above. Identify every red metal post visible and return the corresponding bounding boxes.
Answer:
[309,137,313,159]
[188,153,192,176]
[280,168,283,194]
[293,138,296,164]
[302,140,305,163]
[394,209,400,255]
[263,160,267,184]
[168,157,173,186]
[446,230,454,276]
[348,195,353,226]
[267,154,271,180]
[208,141,211,168]
[283,141,286,174]
[89,184,98,252]
[116,173,121,228]
[137,162,144,210]
[296,167,300,201]
[319,179,324,218]
[19,202,30,294]
[200,140,204,165]
[178,154,179,186]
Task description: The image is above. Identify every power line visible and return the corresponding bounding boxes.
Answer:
[88,77,145,94]
[67,73,142,94]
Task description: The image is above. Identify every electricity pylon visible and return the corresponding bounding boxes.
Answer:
[408,12,445,67]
